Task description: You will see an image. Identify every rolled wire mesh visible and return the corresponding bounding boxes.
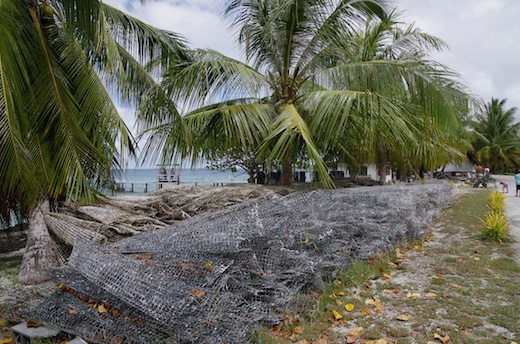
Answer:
[33,182,451,343]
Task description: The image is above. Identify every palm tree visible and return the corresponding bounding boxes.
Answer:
[138,0,471,188]
[471,98,520,173]
[0,0,188,284]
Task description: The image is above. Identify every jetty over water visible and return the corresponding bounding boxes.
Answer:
[114,180,245,193]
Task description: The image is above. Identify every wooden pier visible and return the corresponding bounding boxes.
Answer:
[114,180,243,193]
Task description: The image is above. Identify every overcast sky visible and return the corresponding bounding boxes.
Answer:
[105,0,520,128]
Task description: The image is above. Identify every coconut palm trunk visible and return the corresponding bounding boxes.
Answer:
[281,155,293,187]
[17,200,59,285]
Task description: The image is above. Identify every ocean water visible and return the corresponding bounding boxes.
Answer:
[112,168,249,194]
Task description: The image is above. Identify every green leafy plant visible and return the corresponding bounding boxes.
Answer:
[487,190,506,214]
[480,211,509,242]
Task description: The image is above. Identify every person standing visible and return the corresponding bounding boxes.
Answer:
[515,170,520,197]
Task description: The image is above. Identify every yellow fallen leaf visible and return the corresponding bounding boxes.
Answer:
[431,274,444,279]
[332,310,343,320]
[396,314,412,321]
[361,308,372,316]
[68,308,79,315]
[0,338,12,344]
[434,332,451,344]
[425,292,437,297]
[98,304,108,313]
[383,273,392,279]
[335,290,346,296]
[345,303,355,311]
[407,292,421,298]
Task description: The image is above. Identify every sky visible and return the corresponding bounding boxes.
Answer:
[104,0,520,129]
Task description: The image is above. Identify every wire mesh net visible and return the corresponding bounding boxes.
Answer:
[33,182,451,343]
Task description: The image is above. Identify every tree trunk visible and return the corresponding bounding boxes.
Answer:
[17,200,60,285]
[377,148,388,185]
[281,155,293,187]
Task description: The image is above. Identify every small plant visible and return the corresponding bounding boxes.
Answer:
[487,190,506,214]
[480,211,509,242]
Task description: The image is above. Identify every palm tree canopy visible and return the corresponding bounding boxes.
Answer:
[138,0,472,187]
[471,98,520,171]
[0,0,188,222]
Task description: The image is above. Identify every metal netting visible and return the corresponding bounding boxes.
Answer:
[33,182,451,343]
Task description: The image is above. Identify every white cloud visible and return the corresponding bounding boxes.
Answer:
[104,0,520,122]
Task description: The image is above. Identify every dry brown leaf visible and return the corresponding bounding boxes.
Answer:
[434,332,451,344]
[190,289,205,298]
[26,319,43,328]
[68,308,79,315]
[293,326,304,334]
[396,314,412,321]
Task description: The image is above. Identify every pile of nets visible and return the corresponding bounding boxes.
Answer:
[33,182,451,343]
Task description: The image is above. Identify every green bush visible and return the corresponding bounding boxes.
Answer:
[481,211,509,242]
[487,190,506,214]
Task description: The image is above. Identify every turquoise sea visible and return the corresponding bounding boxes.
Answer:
[112,168,249,194]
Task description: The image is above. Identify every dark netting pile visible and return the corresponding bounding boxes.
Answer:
[33,182,452,343]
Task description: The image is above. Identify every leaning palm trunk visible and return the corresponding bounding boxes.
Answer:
[17,200,59,285]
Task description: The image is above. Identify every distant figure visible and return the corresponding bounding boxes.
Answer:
[170,169,176,182]
[500,181,509,193]
[515,170,520,197]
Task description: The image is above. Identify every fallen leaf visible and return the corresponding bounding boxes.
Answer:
[431,274,444,279]
[396,314,412,321]
[434,332,451,344]
[296,340,310,344]
[68,308,79,315]
[387,262,398,268]
[145,259,152,266]
[361,308,372,316]
[345,303,355,311]
[281,330,293,339]
[98,304,108,313]
[332,310,343,320]
[335,290,346,296]
[346,334,358,343]
[383,273,392,279]
[109,308,122,317]
[407,292,421,298]
[0,339,12,344]
[450,283,461,289]
[425,292,437,297]
[190,289,205,298]
[293,326,304,334]
[26,320,42,328]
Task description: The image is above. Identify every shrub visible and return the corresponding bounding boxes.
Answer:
[488,190,506,214]
[481,211,509,242]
